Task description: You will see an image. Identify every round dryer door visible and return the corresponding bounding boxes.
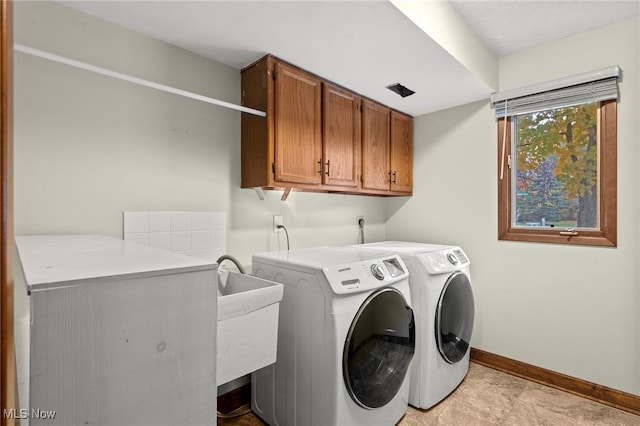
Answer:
[436,271,475,364]
[343,288,415,409]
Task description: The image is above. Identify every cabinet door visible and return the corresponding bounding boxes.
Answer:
[273,62,322,185]
[390,111,413,193]
[323,84,360,188]
[361,100,391,191]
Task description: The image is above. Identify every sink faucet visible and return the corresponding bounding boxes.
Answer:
[216,254,246,274]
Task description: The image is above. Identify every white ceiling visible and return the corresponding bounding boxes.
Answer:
[55,0,639,117]
[450,0,640,57]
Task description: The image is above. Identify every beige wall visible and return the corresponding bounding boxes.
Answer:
[13,1,386,261]
[387,17,640,395]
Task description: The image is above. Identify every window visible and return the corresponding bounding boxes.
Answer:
[494,68,619,247]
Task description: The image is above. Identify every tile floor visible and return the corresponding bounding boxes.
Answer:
[218,363,640,425]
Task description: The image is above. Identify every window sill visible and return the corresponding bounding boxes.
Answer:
[498,228,616,247]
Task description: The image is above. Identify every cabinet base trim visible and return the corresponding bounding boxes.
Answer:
[217,383,250,414]
[242,185,411,198]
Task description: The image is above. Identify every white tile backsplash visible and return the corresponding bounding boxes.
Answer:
[190,231,210,251]
[191,212,210,231]
[124,233,148,246]
[210,212,225,230]
[170,212,191,232]
[170,232,190,252]
[124,211,226,260]
[209,229,226,249]
[149,212,171,233]
[123,212,148,234]
[148,232,171,251]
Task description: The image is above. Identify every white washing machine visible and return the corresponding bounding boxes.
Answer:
[358,241,474,409]
[251,247,415,426]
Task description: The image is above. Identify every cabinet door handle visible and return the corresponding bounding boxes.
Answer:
[317,159,322,175]
[388,171,392,183]
[393,171,397,184]
[325,160,330,176]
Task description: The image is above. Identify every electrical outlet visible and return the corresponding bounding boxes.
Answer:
[273,215,283,233]
[356,216,365,229]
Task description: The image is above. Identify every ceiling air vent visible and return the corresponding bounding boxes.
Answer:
[386,83,415,98]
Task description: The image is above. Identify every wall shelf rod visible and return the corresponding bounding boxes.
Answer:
[14,44,266,117]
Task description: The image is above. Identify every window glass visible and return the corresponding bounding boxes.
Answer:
[513,102,599,230]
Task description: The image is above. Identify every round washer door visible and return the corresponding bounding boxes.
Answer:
[436,271,475,364]
[343,287,415,409]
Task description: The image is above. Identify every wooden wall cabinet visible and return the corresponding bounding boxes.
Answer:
[361,100,413,195]
[390,110,413,194]
[241,56,322,190]
[273,62,322,185]
[322,83,360,189]
[241,54,412,197]
[361,99,391,192]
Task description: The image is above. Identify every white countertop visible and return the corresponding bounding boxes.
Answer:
[15,234,216,291]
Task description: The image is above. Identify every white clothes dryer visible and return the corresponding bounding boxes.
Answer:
[359,241,474,409]
[251,247,415,426]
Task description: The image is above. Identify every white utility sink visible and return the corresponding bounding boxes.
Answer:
[216,269,283,386]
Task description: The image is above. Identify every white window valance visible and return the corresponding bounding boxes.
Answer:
[491,66,621,118]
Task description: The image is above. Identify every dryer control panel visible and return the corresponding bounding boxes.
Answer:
[322,255,409,294]
[418,247,470,274]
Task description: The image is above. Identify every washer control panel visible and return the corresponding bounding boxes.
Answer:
[322,255,408,294]
[371,264,386,280]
